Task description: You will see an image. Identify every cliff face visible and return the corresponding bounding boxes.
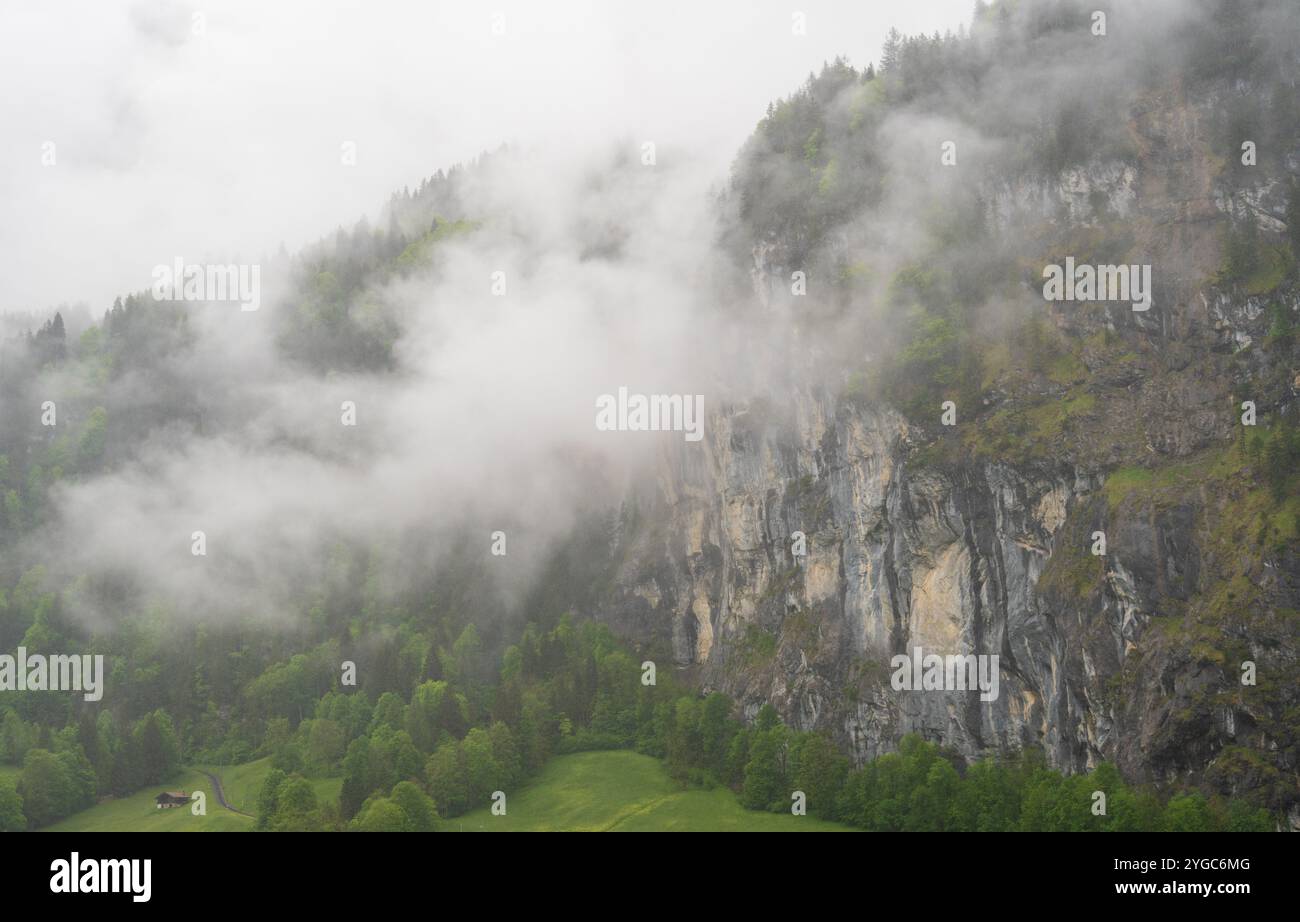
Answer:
[593,67,1300,822]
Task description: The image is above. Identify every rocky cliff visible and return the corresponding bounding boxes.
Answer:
[591,11,1300,823]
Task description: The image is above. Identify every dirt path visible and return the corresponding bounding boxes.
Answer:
[201,770,254,817]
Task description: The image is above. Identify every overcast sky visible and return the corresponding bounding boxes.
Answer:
[0,0,974,319]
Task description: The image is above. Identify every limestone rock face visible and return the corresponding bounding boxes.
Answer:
[592,80,1299,815]
[599,351,1293,797]
[605,393,1090,766]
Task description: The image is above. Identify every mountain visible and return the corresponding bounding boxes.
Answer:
[592,0,1300,824]
[0,0,1295,831]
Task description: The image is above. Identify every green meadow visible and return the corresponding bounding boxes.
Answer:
[456,750,855,832]
[42,767,251,832]
[196,758,342,816]
[40,759,342,832]
[37,750,851,832]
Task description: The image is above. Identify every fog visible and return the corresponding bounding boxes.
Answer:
[1,0,1278,629]
[0,0,975,314]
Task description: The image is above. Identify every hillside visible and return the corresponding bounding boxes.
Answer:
[455,750,853,832]
[590,0,1300,825]
[37,759,343,832]
[0,0,1295,834]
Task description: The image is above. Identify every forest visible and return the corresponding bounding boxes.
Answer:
[1,0,1297,833]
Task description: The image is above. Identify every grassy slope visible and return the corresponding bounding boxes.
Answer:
[40,758,342,832]
[42,767,251,832]
[456,750,855,832]
[198,758,342,815]
[38,751,846,832]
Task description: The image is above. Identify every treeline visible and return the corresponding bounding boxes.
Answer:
[250,617,663,831]
[627,672,1274,832]
[0,607,1279,831]
[0,156,484,553]
[725,716,1272,832]
[244,615,1276,832]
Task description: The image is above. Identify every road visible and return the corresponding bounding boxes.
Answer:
[201,770,254,817]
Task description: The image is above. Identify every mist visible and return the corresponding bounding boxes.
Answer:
[2,0,1291,631]
[0,0,977,314]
